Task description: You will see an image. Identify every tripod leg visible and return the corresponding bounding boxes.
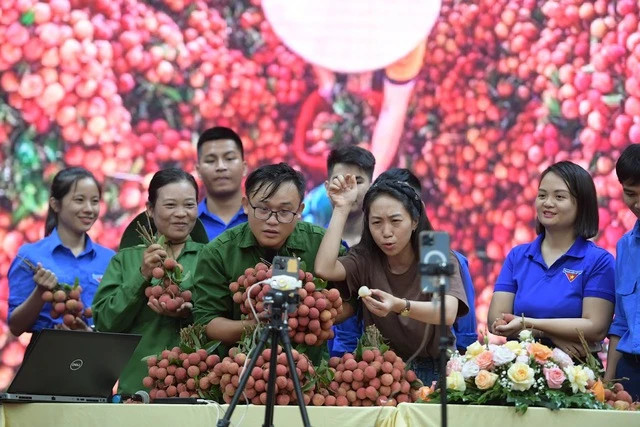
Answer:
[279,327,311,427]
[439,277,448,427]
[217,326,271,427]
[262,328,280,427]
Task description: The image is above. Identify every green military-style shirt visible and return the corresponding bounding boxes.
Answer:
[92,239,204,394]
[192,221,341,364]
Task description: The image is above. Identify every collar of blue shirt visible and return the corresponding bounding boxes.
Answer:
[44,228,97,258]
[525,233,589,261]
[198,199,246,224]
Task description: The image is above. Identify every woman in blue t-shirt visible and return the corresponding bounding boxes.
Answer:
[488,161,615,357]
[8,167,115,335]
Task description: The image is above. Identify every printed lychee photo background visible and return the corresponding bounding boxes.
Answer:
[0,0,637,389]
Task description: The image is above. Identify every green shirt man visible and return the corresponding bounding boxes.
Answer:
[192,163,344,364]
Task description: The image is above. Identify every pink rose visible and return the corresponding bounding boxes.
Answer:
[543,367,566,389]
[446,357,463,375]
[475,350,494,370]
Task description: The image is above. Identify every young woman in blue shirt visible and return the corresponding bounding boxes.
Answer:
[8,167,114,335]
[488,161,615,357]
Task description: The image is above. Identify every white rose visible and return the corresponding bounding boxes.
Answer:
[584,367,595,381]
[504,340,525,356]
[466,341,484,358]
[564,366,591,393]
[446,371,466,392]
[551,348,574,369]
[507,362,535,391]
[461,360,480,379]
[492,346,516,366]
[518,329,533,342]
[516,354,530,364]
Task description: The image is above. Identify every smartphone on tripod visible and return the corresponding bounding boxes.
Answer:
[419,231,452,293]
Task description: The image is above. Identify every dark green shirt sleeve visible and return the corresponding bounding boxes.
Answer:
[93,248,148,333]
[192,244,233,326]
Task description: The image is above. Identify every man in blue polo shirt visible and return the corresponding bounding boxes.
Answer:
[303,145,376,356]
[606,144,640,401]
[195,127,248,240]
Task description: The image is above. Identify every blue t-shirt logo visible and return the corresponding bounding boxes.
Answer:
[562,268,583,283]
[92,273,103,283]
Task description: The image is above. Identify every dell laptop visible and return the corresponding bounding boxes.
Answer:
[0,329,141,403]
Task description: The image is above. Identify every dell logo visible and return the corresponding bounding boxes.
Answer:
[69,359,83,371]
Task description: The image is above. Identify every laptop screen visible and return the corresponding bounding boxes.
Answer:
[8,329,141,398]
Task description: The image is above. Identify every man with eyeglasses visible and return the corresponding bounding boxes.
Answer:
[192,163,345,364]
[195,126,248,241]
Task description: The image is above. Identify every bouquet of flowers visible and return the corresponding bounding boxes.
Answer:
[417,330,607,413]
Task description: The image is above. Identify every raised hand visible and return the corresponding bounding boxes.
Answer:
[327,174,359,209]
[140,244,168,280]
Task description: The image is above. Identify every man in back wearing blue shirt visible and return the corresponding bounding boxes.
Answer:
[606,144,640,401]
[303,145,376,356]
[195,127,248,240]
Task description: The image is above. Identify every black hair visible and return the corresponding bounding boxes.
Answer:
[355,179,433,260]
[45,167,102,236]
[327,145,376,181]
[377,167,422,193]
[148,168,199,208]
[535,161,599,238]
[245,163,306,204]
[197,126,244,159]
[616,144,640,185]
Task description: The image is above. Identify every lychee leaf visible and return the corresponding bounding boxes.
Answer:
[189,330,202,349]
[180,344,196,354]
[313,277,328,290]
[20,10,35,26]
[355,339,364,360]
[179,271,191,283]
[140,353,159,363]
[602,94,623,106]
[295,343,308,355]
[204,340,221,355]
[301,378,316,393]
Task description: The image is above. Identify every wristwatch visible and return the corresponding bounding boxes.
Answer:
[399,298,411,317]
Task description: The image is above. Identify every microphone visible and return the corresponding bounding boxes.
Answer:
[110,390,150,404]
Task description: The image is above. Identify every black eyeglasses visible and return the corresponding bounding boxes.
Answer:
[248,200,299,224]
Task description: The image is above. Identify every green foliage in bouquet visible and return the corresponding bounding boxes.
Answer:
[418,330,607,414]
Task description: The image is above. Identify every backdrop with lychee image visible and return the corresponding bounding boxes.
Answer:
[0,0,638,390]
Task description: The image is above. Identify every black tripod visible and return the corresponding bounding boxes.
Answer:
[421,263,454,427]
[217,289,311,427]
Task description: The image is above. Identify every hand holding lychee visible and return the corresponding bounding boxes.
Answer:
[41,280,93,330]
[144,257,193,317]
